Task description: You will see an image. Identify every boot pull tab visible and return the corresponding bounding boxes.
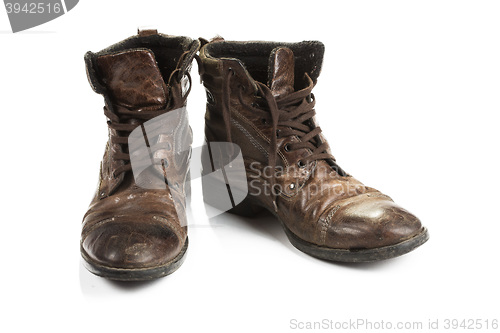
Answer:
[137,28,158,37]
[199,35,225,47]
[268,47,295,98]
[210,35,225,43]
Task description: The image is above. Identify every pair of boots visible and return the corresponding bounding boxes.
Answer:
[81,30,429,281]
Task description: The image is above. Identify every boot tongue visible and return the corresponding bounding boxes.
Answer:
[96,49,168,109]
[267,47,295,98]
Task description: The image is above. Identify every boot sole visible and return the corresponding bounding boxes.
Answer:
[80,238,188,281]
[283,225,429,262]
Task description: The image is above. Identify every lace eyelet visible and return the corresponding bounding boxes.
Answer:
[284,143,291,152]
[228,67,235,76]
[298,160,306,168]
[261,118,267,124]
[276,129,281,137]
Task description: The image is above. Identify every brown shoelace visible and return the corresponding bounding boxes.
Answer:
[105,105,168,178]
[105,55,193,178]
[222,68,345,202]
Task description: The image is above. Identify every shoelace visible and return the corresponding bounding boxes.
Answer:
[105,55,193,179]
[105,106,167,178]
[221,68,345,203]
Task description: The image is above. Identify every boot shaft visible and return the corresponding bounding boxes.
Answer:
[86,30,200,198]
[86,30,200,110]
[199,40,341,173]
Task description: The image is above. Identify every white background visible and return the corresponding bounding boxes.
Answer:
[1,1,499,332]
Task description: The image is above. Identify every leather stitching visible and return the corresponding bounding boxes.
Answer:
[233,110,289,167]
[320,204,340,245]
[230,118,268,157]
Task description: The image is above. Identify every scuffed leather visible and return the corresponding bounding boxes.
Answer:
[96,49,168,108]
[83,221,181,269]
[319,193,422,249]
[81,32,198,270]
[268,47,295,98]
[97,127,125,198]
[200,40,424,250]
[82,178,187,268]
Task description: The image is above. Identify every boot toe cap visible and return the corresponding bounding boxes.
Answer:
[82,220,184,270]
[324,196,424,250]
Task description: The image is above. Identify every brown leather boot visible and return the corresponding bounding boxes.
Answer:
[200,40,428,262]
[81,30,200,280]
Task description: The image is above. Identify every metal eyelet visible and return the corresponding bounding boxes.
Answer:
[284,143,291,152]
[298,160,306,168]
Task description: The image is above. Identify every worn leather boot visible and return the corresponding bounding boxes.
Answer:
[81,30,200,280]
[200,40,429,262]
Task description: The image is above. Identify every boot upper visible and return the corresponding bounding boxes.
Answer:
[81,31,199,269]
[200,40,424,250]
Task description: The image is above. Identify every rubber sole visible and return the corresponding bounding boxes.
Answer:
[81,238,188,281]
[284,225,429,262]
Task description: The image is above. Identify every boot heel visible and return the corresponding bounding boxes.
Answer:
[226,195,263,217]
[201,142,261,217]
[202,176,263,217]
